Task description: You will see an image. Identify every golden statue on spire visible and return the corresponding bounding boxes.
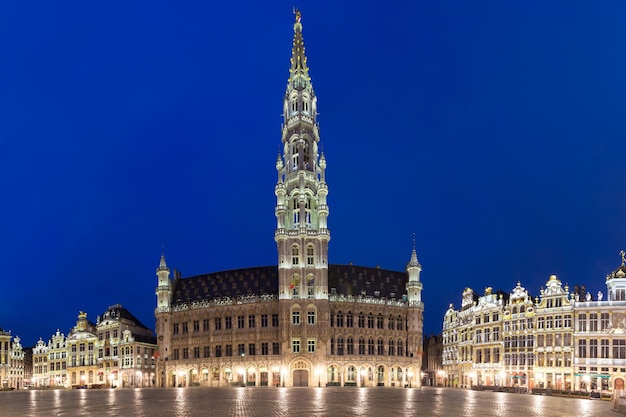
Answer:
[293,8,302,23]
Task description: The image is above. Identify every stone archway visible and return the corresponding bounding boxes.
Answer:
[293,369,309,387]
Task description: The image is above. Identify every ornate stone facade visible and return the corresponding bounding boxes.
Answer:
[443,254,626,394]
[154,11,424,388]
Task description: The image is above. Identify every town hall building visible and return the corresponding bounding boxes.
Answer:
[154,11,425,388]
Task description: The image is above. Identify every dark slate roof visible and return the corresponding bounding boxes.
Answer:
[172,264,408,305]
[99,304,150,330]
[133,334,157,345]
[172,266,278,304]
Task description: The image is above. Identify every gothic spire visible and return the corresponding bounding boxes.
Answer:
[407,233,421,268]
[157,251,169,272]
[288,9,310,91]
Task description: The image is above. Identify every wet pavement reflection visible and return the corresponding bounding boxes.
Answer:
[1,386,610,417]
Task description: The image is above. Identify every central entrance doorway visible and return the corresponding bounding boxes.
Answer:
[293,370,309,387]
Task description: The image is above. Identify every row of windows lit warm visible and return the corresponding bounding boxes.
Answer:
[172,342,281,360]
[330,313,406,330]
[173,314,281,335]
[330,337,409,357]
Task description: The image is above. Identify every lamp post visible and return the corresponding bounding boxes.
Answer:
[407,370,413,388]
[360,368,366,387]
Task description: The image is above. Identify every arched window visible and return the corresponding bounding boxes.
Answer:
[306,275,315,298]
[337,337,344,355]
[358,337,365,355]
[397,339,404,357]
[377,366,385,382]
[306,246,314,265]
[291,274,300,297]
[347,366,356,382]
[329,365,337,382]
[291,245,299,265]
[347,337,354,355]
[388,339,395,356]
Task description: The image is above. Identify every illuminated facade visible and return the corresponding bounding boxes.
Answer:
[154,11,424,388]
[30,306,157,388]
[443,254,626,394]
[573,256,626,392]
[0,329,24,390]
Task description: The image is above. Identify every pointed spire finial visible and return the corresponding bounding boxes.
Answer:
[288,7,310,91]
[158,247,169,271]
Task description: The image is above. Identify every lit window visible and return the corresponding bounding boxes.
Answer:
[292,310,301,325]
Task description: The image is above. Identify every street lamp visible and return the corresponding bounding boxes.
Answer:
[281,367,286,387]
[437,370,445,387]
[360,368,366,387]
[407,370,413,388]
[315,368,321,387]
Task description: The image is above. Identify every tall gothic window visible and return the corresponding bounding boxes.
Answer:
[291,245,299,265]
[307,245,314,265]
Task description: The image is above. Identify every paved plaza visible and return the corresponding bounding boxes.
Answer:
[0,387,611,417]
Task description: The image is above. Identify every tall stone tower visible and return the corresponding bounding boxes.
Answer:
[275,11,331,380]
[154,252,172,386]
[275,9,330,301]
[406,240,424,369]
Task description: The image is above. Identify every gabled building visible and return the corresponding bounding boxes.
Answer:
[94,304,157,387]
[573,253,626,392]
[443,252,626,395]
[502,281,535,389]
[471,288,505,386]
[66,312,98,387]
[533,274,574,390]
[0,329,24,390]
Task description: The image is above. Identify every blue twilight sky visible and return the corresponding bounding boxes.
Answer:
[2,1,626,346]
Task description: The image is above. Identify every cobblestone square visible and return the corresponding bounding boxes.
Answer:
[0,387,611,417]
